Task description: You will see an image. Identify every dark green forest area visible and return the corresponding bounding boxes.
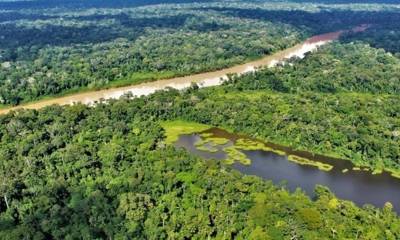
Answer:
[216,43,400,172]
[1,0,400,239]
[1,41,400,239]
[1,0,400,105]
[0,93,399,239]
[0,1,302,105]
[342,23,400,55]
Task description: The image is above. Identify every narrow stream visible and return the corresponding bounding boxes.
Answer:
[175,128,400,213]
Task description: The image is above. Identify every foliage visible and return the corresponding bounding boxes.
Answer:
[0,1,301,105]
[287,155,333,171]
[1,0,400,238]
[342,20,400,54]
[225,43,400,94]
[0,101,399,239]
[161,120,211,145]
[2,0,400,105]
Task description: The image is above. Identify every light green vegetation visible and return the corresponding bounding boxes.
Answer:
[194,135,230,153]
[389,170,400,179]
[235,138,286,155]
[205,137,230,146]
[223,146,251,166]
[372,169,383,175]
[194,137,227,153]
[194,134,252,165]
[106,71,177,88]
[288,155,333,171]
[199,132,214,138]
[194,134,291,166]
[235,139,265,150]
[160,121,253,164]
[195,144,218,153]
[160,120,211,144]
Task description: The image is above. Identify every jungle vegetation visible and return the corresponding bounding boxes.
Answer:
[0,1,301,105]
[342,22,400,55]
[0,97,399,239]
[2,0,400,105]
[1,40,400,238]
[1,0,400,239]
[205,43,400,173]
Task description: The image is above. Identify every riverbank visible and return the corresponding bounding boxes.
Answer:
[0,28,351,115]
[165,120,400,212]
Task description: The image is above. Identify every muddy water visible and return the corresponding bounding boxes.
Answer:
[0,26,368,115]
[176,128,400,213]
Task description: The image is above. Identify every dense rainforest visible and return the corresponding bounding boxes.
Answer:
[342,22,400,55]
[1,0,400,239]
[1,0,400,105]
[1,41,400,238]
[0,93,399,239]
[0,1,302,105]
[217,43,400,172]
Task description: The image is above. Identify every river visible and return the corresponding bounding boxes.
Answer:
[176,128,400,213]
[3,25,391,210]
[0,25,369,115]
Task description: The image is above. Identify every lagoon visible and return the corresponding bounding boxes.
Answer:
[176,127,400,213]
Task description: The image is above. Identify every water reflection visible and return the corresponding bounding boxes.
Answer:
[176,128,400,212]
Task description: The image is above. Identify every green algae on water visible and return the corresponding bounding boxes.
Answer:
[287,155,333,171]
[208,137,230,146]
[372,169,383,175]
[388,169,400,179]
[200,132,214,138]
[235,138,286,155]
[161,120,211,144]
[223,146,251,165]
[196,137,229,147]
[194,136,230,153]
[196,145,218,153]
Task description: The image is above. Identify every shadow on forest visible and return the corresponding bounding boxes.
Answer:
[0,12,58,23]
[0,13,226,61]
[288,0,400,3]
[71,13,193,30]
[0,0,215,10]
[2,5,400,61]
[198,7,400,34]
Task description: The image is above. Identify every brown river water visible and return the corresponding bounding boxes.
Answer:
[4,25,394,210]
[0,25,369,115]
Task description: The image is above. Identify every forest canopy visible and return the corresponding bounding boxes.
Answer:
[0,0,400,239]
[0,93,399,239]
[1,0,400,105]
[1,40,400,238]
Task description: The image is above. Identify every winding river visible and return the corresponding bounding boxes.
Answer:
[3,25,394,211]
[0,25,368,115]
[4,25,390,209]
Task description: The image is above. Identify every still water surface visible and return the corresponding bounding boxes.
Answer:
[176,128,400,213]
